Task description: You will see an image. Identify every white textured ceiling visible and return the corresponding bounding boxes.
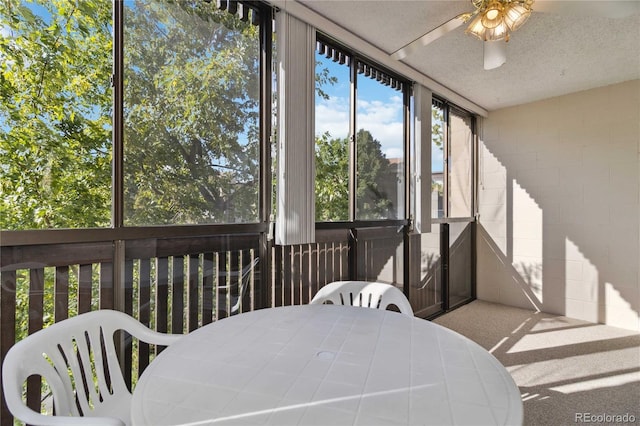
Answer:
[297,0,640,111]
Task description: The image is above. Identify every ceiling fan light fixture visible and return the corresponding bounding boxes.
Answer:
[465,14,487,40]
[465,0,534,42]
[504,3,531,31]
[483,20,509,41]
[481,1,505,29]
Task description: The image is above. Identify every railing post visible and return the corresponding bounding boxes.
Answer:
[348,228,358,280]
[113,240,126,313]
[471,221,477,300]
[441,223,450,312]
[403,224,412,302]
[258,233,271,310]
[112,239,127,384]
[0,269,16,424]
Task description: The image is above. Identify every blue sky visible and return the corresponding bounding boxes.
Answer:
[315,53,444,171]
[314,53,403,159]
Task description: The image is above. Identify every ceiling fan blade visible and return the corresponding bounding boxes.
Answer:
[533,0,640,19]
[483,41,507,70]
[391,16,466,61]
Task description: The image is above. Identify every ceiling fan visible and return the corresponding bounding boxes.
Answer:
[391,0,640,70]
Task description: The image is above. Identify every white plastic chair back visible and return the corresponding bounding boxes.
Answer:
[2,309,182,426]
[310,281,414,316]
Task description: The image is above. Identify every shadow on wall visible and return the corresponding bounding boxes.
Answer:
[478,225,543,312]
[477,81,640,331]
[434,300,640,426]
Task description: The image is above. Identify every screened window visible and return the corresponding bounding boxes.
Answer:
[355,62,405,220]
[431,101,445,218]
[431,98,475,219]
[123,0,261,225]
[314,38,407,222]
[449,107,473,217]
[314,43,350,222]
[0,1,113,230]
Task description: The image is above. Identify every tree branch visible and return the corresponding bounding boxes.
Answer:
[34,5,78,104]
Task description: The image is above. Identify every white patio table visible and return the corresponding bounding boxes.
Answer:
[130,304,522,425]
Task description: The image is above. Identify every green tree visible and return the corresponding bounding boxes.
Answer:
[0,0,260,229]
[432,105,445,194]
[1,2,262,407]
[315,60,337,101]
[315,131,349,221]
[123,0,260,225]
[356,128,396,219]
[314,57,399,221]
[0,0,113,230]
[432,106,444,149]
[315,128,398,221]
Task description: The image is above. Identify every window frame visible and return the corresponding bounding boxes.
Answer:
[315,35,411,225]
[431,96,477,222]
[2,0,272,243]
[116,0,269,228]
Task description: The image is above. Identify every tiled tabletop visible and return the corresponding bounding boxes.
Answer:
[131,304,522,425]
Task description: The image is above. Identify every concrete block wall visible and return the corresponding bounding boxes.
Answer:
[477,79,640,331]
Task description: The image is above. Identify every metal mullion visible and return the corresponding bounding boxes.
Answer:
[471,116,478,301]
[472,115,479,219]
[441,100,450,313]
[349,58,357,223]
[403,86,411,225]
[112,1,125,317]
[443,102,450,219]
[112,0,124,229]
[348,57,359,278]
[259,7,272,227]
[258,6,273,310]
[403,85,411,298]
[441,223,450,312]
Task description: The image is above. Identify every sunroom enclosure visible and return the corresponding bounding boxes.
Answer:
[0,1,477,421]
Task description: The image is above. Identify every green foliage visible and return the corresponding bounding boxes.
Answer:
[355,129,397,219]
[1,0,262,229]
[123,0,261,225]
[1,0,113,230]
[315,129,399,221]
[315,132,348,221]
[431,105,445,192]
[315,60,337,101]
[432,106,444,149]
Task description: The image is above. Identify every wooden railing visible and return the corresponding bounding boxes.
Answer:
[271,229,351,307]
[0,222,470,423]
[1,233,263,422]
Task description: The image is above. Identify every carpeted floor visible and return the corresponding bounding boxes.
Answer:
[433,300,640,426]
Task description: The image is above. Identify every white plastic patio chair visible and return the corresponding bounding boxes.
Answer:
[310,280,414,316]
[2,309,183,426]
